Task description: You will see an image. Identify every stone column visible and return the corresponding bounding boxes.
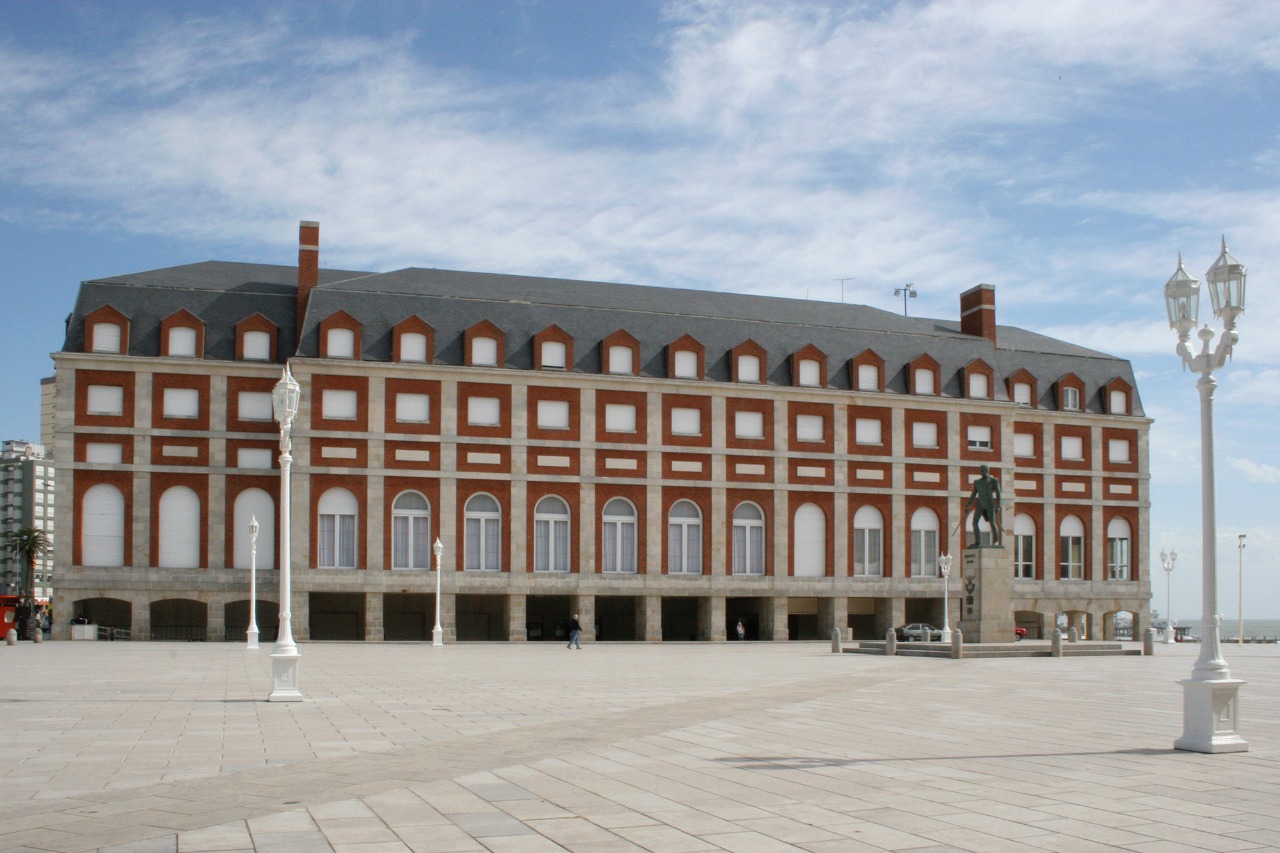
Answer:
[764,594,789,642]
[817,595,846,640]
[638,594,662,642]
[440,592,456,643]
[572,593,595,642]
[366,591,384,641]
[699,595,725,642]
[507,593,527,642]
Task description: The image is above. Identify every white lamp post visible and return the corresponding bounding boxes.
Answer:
[1237,534,1246,644]
[246,516,260,650]
[268,364,303,702]
[1159,548,1177,644]
[938,553,952,643]
[1163,238,1248,753]
[433,538,444,646]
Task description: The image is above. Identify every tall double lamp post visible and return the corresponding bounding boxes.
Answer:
[268,365,303,702]
[1162,238,1247,753]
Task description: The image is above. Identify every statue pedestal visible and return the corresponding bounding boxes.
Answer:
[958,546,1014,644]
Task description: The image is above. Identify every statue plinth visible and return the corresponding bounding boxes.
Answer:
[957,545,1014,643]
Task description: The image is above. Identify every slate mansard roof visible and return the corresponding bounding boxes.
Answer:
[62,260,1144,416]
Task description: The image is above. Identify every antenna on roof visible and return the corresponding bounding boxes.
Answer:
[835,277,855,304]
[894,283,917,316]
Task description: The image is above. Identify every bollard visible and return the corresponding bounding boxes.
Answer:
[32,629,42,644]
[885,628,897,656]
[1068,627,1079,643]
[5,628,15,646]
[1052,628,1063,657]
[1143,627,1156,656]
[831,626,843,654]
[951,628,963,659]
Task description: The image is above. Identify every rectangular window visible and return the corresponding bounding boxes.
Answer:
[92,322,122,353]
[537,400,570,430]
[238,391,274,422]
[1013,432,1035,457]
[1107,537,1130,580]
[1013,382,1032,405]
[796,414,824,442]
[604,403,637,433]
[86,385,124,416]
[237,448,274,469]
[322,389,358,421]
[968,373,989,399]
[856,364,878,391]
[163,387,199,419]
[395,393,431,424]
[670,407,701,436]
[168,327,197,357]
[911,421,938,449]
[967,425,992,450]
[327,328,355,359]
[1014,534,1035,578]
[472,336,498,366]
[912,529,938,576]
[798,359,820,387]
[1062,386,1081,410]
[1108,438,1130,463]
[673,350,698,379]
[468,397,501,427]
[85,442,123,463]
[608,345,633,374]
[734,410,764,439]
[737,354,761,383]
[1061,435,1084,460]
[854,418,882,446]
[853,528,881,576]
[399,332,428,363]
[243,330,271,361]
[541,340,566,369]
[914,369,935,395]
[1060,536,1084,579]
[1110,389,1127,415]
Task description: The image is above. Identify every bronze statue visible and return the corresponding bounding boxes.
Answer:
[965,464,1001,546]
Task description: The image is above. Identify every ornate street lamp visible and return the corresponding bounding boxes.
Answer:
[432,538,444,646]
[938,553,953,643]
[268,364,303,702]
[1162,238,1247,753]
[1159,548,1177,645]
[246,516,260,650]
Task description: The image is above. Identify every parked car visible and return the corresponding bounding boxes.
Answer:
[1014,627,1027,641]
[896,623,942,642]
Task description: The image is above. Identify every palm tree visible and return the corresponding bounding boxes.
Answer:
[5,527,49,640]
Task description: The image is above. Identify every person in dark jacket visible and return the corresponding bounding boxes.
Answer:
[567,614,582,649]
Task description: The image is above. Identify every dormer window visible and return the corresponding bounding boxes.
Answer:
[738,355,761,383]
[607,345,633,374]
[914,368,935,395]
[909,354,940,396]
[1109,389,1127,415]
[400,333,428,363]
[464,321,505,368]
[327,328,355,359]
[542,341,566,369]
[92,323,122,353]
[243,331,271,361]
[667,335,704,380]
[968,372,989,399]
[674,350,698,378]
[798,359,820,387]
[1013,382,1032,405]
[472,336,498,366]
[1062,387,1080,411]
[168,327,197,357]
[391,316,434,364]
[534,325,573,371]
[236,313,278,362]
[601,330,639,376]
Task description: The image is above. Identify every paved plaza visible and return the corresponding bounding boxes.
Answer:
[0,639,1276,853]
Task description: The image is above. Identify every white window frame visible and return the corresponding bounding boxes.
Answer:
[604,403,637,434]
[1106,517,1131,581]
[467,396,501,427]
[796,414,824,443]
[1062,386,1081,411]
[317,488,358,569]
[737,354,761,383]
[92,322,122,353]
[536,400,570,431]
[464,493,502,571]
[601,498,638,573]
[158,485,200,569]
[914,368,935,395]
[734,410,764,440]
[1013,432,1035,458]
[1060,435,1084,461]
[1110,389,1128,415]
[541,340,567,370]
[163,387,199,419]
[1059,515,1085,579]
[854,418,882,446]
[322,389,358,421]
[326,327,355,359]
[797,358,821,387]
[852,506,883,577]
[168,326,197,357]
[86,385,124,416]
[732,503,765,576]
[607,345,634,375]
[912,421,939,449]
[670,407,701,436]
[673,349,698,379]
[399,332,428,363]
[534,496,570,572]
[967,425,992,450]
[856,363,878,391]
[910,508,939,577]
[1108,438,1131,464]
[395,393,431,424]
[238,391,274,422]
[1013,513,1035,579]
[391,491,431,570]
[968,372,989,399]
[1013,382,1032,405]
[242,330,271,361]
[667,500,702,575]
[471,336,498,367]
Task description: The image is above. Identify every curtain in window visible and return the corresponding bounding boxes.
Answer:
[338,515,356,567]
[483,518,500,570]
[553,520,569,571]
[732,524,746,574]
[465,517,481,570]
[535,519,550,571]
[392,516,409,568]
[749,526,764,574]
[620,521,636,572]
[603,523,618,572]
[412,516,430,568]
[687,524,702,573]
[319,515,336,567]
[668,523,683,573]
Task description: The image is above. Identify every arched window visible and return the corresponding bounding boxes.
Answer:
[1013,513,1035,579]
[602,498,637,573]
[392,491,431,570]
[852,506,883,577]
[318,488,358,568]
[910,508,939,576]
[159,486,200,568]
[534,496,570,572]
[1059,515,1085,579]
[81,483,124,566]
[793,503,826,577]
[464,493,501,571]
[233,488,275,570]
[732,503,765,575]
[1106,517,1131,580]
[667,500,702,575]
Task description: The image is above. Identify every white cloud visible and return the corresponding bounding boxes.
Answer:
[1229,457,1280,485]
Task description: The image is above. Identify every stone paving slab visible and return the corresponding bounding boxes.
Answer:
[0,640,1275,852]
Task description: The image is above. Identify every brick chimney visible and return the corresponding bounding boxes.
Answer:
[959,284,996,345]
[297,220,319,332]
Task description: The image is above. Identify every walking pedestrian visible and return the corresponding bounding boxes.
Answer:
[567,614,582,649]
[736,620,746,641]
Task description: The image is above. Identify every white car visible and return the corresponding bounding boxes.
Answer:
[896,623,942,642]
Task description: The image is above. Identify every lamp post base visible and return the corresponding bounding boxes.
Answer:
[432,626,443,646]
[1163,628,1176,644]
[268,652,303,702]
[246,627,259,651]
[1174,677,1247,753]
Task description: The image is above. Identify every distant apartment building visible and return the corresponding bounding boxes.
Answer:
[1,440,56,601]
[50,222,1150,643]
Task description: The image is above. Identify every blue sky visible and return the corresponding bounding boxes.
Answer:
[2,0,1279,621]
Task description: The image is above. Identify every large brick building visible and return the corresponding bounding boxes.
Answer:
[51,222,1150,642]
